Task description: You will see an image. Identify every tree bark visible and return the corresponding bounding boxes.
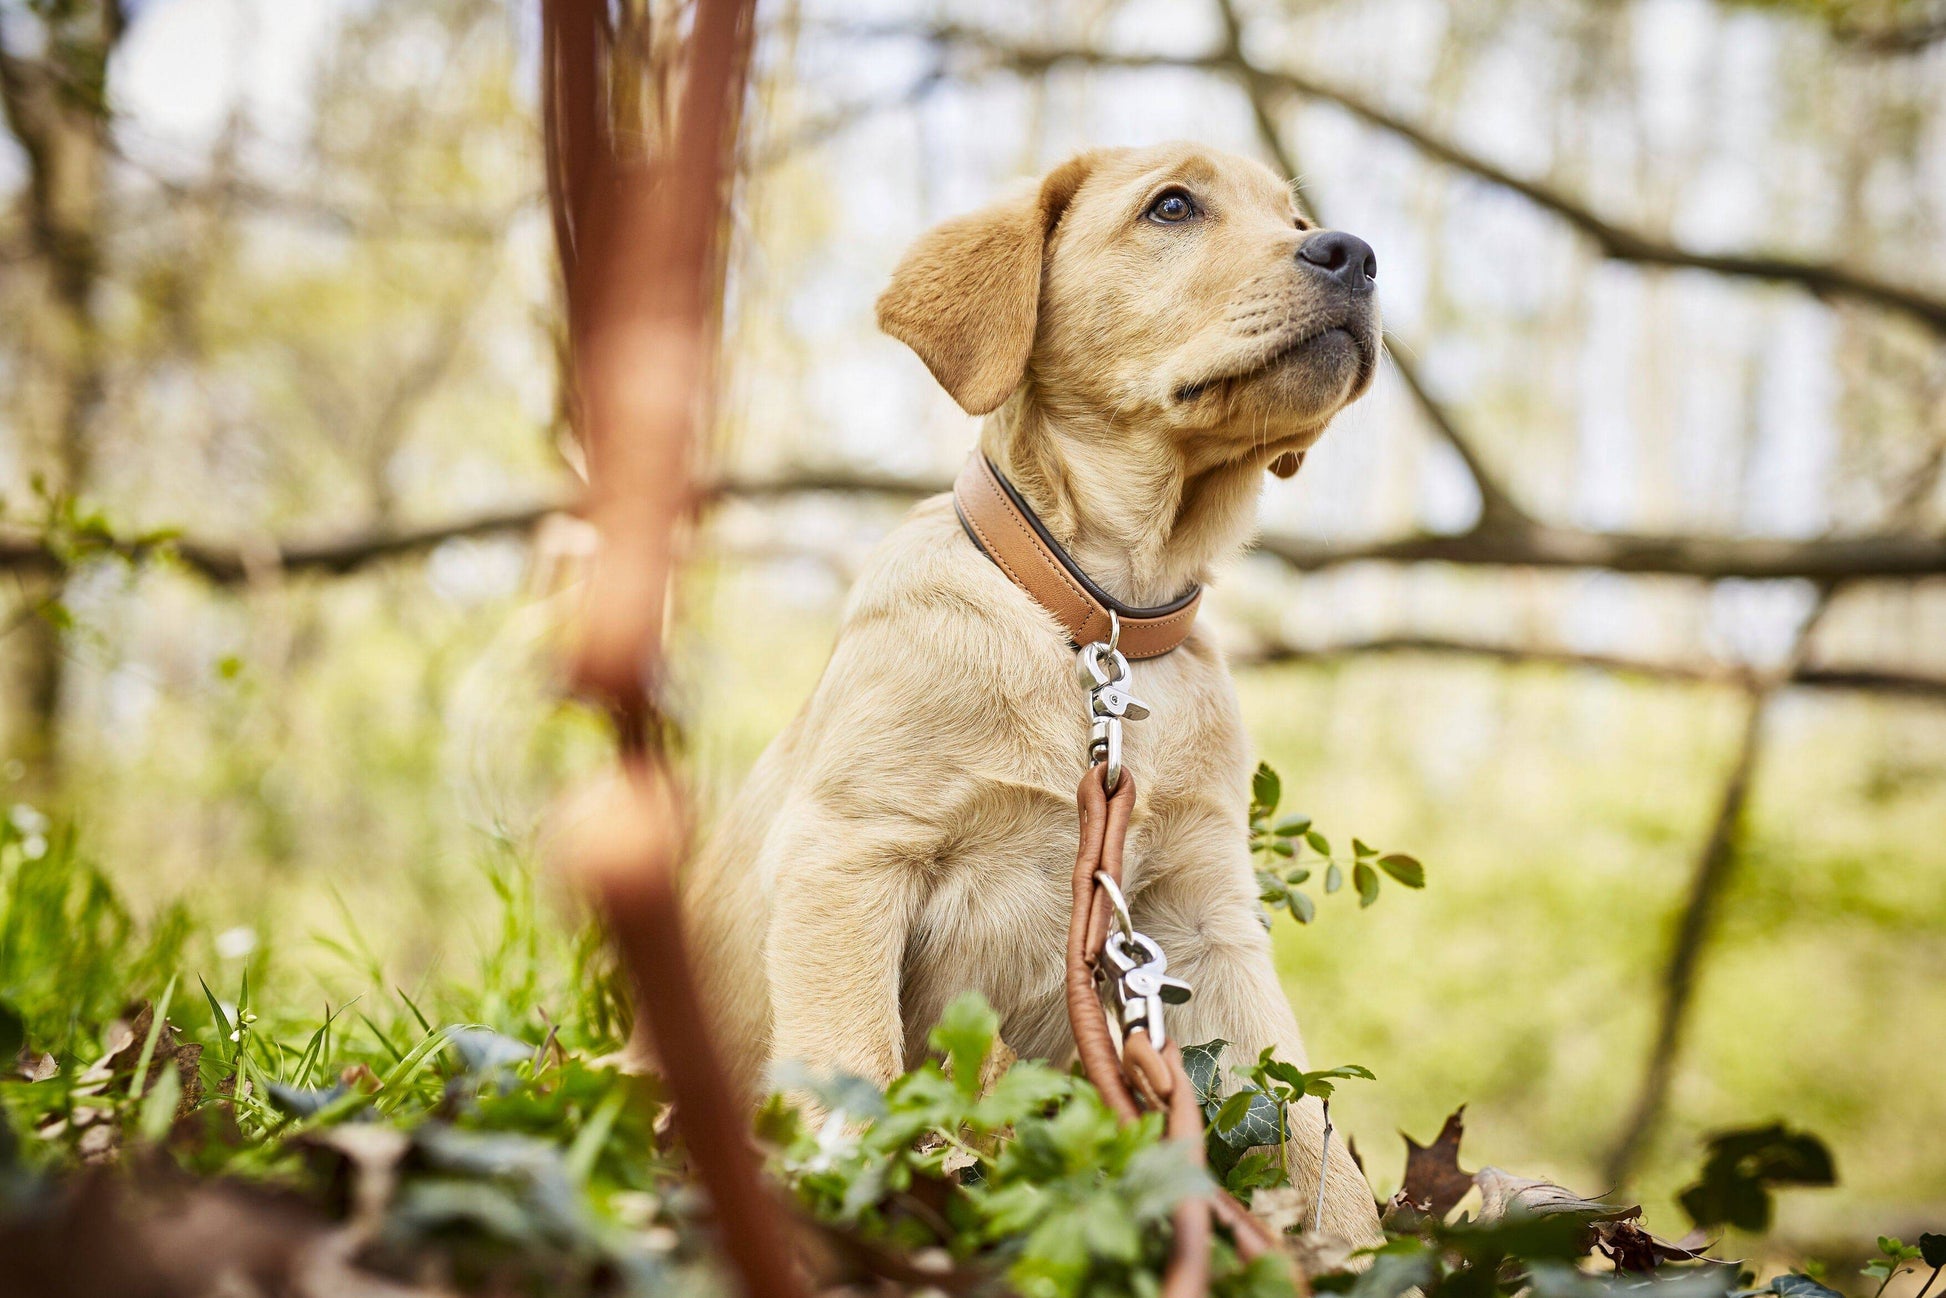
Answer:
[0,1,123,784]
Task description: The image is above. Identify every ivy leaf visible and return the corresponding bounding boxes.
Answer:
[1379,853,1426,888]
[1181,1040,1227,1113]
[1212,1089,1283,1150]
[1251,763,1280,819]
[1354,861,1381,907]
[1214,1090,1257,1135]
[1678,1123,1835,1232]
[1324,864,1342,894]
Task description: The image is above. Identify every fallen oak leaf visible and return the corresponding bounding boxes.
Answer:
[1397,1106,1474,1220]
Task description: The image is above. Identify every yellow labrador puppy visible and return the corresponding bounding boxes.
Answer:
[685,141,1382,1240]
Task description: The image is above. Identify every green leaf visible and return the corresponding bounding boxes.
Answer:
[1180,1040,1227,1112]
[1678,1123,1835,1232]
[930,991,998,1097]
[1251,763,1281,819]
[1214,1089,1256,1134]
[564,1084,627,1183]
[1378,853,1426,888]
[1303,830,1330,857]
[1770,1276,1845,1298]
[198,975,233,1042]
[1212,1089,1283,1150]
[1354,861,1380,907]
[1285,888,1315,925]
[1353,838,1375,858]
[1224,1149,1287,1194]
[1272,815,1312,838]
[1324,863,1342,894]
[1268,840,1294,857]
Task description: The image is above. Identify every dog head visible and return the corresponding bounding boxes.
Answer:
[877,142,1380,473]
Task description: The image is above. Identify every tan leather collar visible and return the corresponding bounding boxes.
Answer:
[952,453,1201,658]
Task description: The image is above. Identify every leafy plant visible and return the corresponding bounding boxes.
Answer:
[1248,763,1424,925]
[1865,1234,1946,1298]
[1677,1124,1835,1233]
[1180,1036,1372,1204]
[770,993,1294,1297]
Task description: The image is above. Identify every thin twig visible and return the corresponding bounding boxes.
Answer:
[1238,633,1946,703]
[849,19,1946,337]
[1311,1098,1334,1235]
[1214,0,1532,529]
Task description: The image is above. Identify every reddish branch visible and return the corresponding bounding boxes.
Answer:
[541,3,809,1298]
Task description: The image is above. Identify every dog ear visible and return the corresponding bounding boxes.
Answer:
[876,153,1098,415]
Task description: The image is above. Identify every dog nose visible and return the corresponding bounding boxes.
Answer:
[1297,230,1377,292]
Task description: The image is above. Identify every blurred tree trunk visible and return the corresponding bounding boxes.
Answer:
[0,0,124,784]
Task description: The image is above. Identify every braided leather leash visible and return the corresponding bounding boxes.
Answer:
[1067,758,1284,1294]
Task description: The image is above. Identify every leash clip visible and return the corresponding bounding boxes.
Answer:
[1100,920,1193,1049]
[1077,614,1150,795]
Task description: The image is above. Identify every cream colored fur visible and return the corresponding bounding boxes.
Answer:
[682,142,1384,1243]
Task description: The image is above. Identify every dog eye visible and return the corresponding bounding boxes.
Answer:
[1145,190,1196,224]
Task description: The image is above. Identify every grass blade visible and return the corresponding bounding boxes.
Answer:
[357,1010,405,1063]
[129,973,177,1101]
[396,985,434,1037]
[565,1083,628,1184]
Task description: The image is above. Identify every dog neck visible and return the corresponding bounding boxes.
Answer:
[978,389,1269,609]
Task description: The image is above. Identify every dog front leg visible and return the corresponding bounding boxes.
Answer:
[1139,873,1385,1248]
[763,835,926,1089]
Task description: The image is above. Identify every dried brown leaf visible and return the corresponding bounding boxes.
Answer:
[1250,1186,1309,1236]
[1474,1166,1639,1223]
[1398,1107,1473,1219]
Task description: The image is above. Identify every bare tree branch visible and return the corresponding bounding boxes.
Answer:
[858,20,1946,337]
[1236,631,1946,701]
[0,503,564,583]
[1603,438,1946,1184]
[1254,520,1946,580]
[1211,0,1534,530]
[4,466,1941,585]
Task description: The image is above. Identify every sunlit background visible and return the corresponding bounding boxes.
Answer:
[2,0,1943,1257]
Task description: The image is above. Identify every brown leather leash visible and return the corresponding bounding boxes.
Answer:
[1068,763,1282,1292]
[952,443,1294,1291]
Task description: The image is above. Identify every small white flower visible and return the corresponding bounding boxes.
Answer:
[215,926,258,959]
[9,803,48,835]
[21,834,45,860]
